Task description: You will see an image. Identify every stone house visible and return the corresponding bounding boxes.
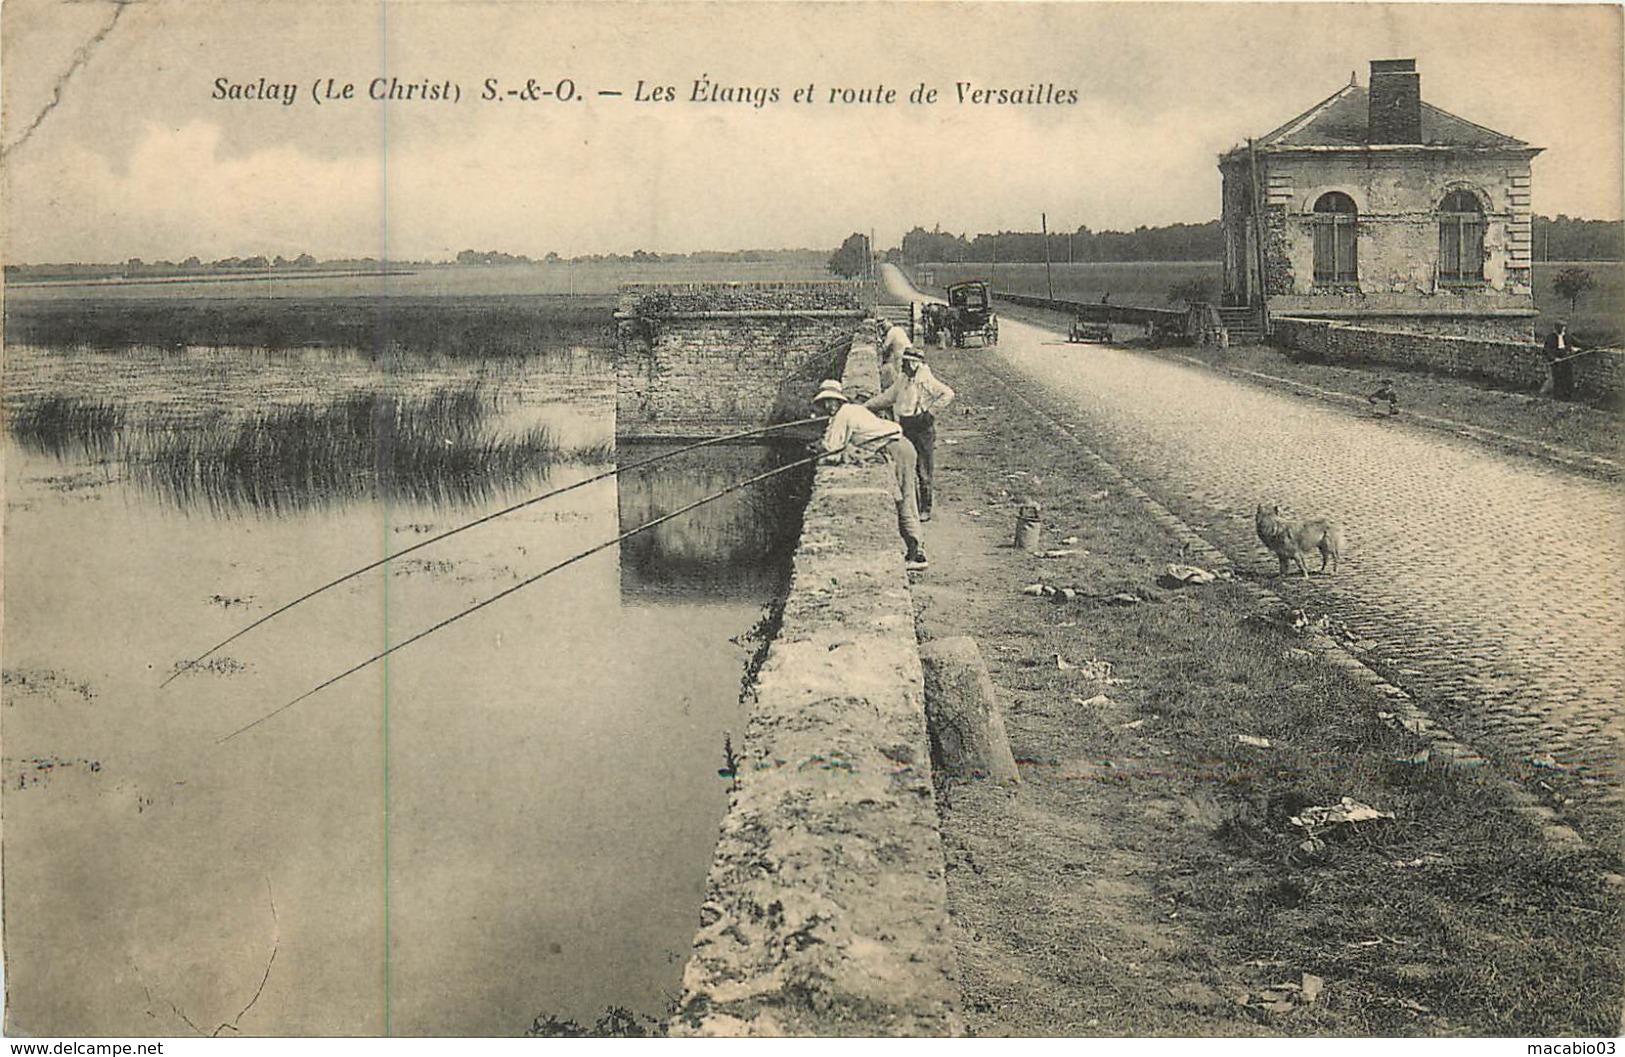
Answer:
[1220,59,1543,341]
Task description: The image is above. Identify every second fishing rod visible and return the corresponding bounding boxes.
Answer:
[216,444,837,744]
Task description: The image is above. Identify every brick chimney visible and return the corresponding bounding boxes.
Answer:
[1369,58,1422,144]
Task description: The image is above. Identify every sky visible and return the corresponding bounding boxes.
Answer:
[2,0,1621,262]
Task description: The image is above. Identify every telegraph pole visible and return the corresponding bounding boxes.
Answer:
[1042,212,1054,300]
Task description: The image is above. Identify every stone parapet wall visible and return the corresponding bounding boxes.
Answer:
[668,325,961,1037]
[1573,346,1625,400]
[618,281,865,315]
[616,283,866,438]
[1272,316,1625,401]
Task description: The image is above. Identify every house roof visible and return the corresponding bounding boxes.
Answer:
[1234,82,1533,153]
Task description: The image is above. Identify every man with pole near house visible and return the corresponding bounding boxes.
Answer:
[1542,320,1579,400]
[811,379,929,571]
[866,346,955,521]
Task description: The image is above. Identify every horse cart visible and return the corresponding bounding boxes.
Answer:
[919,302,952,346]
[944,280,998,347]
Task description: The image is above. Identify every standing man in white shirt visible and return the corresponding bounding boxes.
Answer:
[865,347,955,521]
[878,319,912,389]
[811,379,929,571]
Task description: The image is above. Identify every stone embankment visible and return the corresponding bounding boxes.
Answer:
[667,325,961,1037]
[1272,315,1624,402]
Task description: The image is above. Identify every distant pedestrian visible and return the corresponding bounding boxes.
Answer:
[811,380,929,570]
[1367,378,1399,416]
[866,347,955,520]
[1542,321,1576,400]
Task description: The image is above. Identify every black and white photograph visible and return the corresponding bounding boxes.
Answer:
[2,0,1622,1041]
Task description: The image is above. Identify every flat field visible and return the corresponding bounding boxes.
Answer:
[4,257,836,301]
[3,258,842,356]
[1532,260,1624,346]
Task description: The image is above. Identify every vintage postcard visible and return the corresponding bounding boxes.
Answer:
[3,0,1621,1043]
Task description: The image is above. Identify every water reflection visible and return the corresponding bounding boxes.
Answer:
[616,440,811,601]
[2,343,803,1035]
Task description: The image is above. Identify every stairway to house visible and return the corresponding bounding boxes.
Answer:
[1217,305,1266,345]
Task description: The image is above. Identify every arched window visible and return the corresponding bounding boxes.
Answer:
[1313,192,1358,284]
[1439,190,1485,283]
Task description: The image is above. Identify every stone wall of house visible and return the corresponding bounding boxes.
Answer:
[1220,163,1252,303]
[1219,159,1299,302]
[1222,148,1541,334]
[615,282,868,438]
[1263,151,1537,309]
[1273,316,1623,401]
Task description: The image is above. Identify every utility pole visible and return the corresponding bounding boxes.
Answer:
[1042,212,1054,300]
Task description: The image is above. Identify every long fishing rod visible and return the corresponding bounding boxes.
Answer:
[215,446,835,745]
[163,413,825,688]
[1549,345,1608,364]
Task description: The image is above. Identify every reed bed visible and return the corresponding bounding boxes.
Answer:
[6,385,615,514]
[4,395,127,460]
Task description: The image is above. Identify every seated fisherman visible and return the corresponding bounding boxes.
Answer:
[810,379,928,571]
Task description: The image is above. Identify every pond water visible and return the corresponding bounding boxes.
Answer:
[1,344,805,1036]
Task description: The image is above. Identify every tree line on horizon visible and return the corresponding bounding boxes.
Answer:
[879,215,1623,267]
[5,246,828,281]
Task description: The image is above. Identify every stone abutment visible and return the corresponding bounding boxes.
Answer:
[664,320,962,1037]
[615,281,867,439]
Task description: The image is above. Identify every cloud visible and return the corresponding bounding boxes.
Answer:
[9,120,383,260]
[4,2,1619,262]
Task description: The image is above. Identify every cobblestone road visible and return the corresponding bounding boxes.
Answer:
[888,271,1624,821]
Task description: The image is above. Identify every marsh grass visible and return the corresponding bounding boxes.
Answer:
[6,385,614,513]
[5,395,127,459]
[139,387,613,512]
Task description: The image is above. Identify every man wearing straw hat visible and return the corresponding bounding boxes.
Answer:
[866,345,954,521]
[810,379,929,571]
